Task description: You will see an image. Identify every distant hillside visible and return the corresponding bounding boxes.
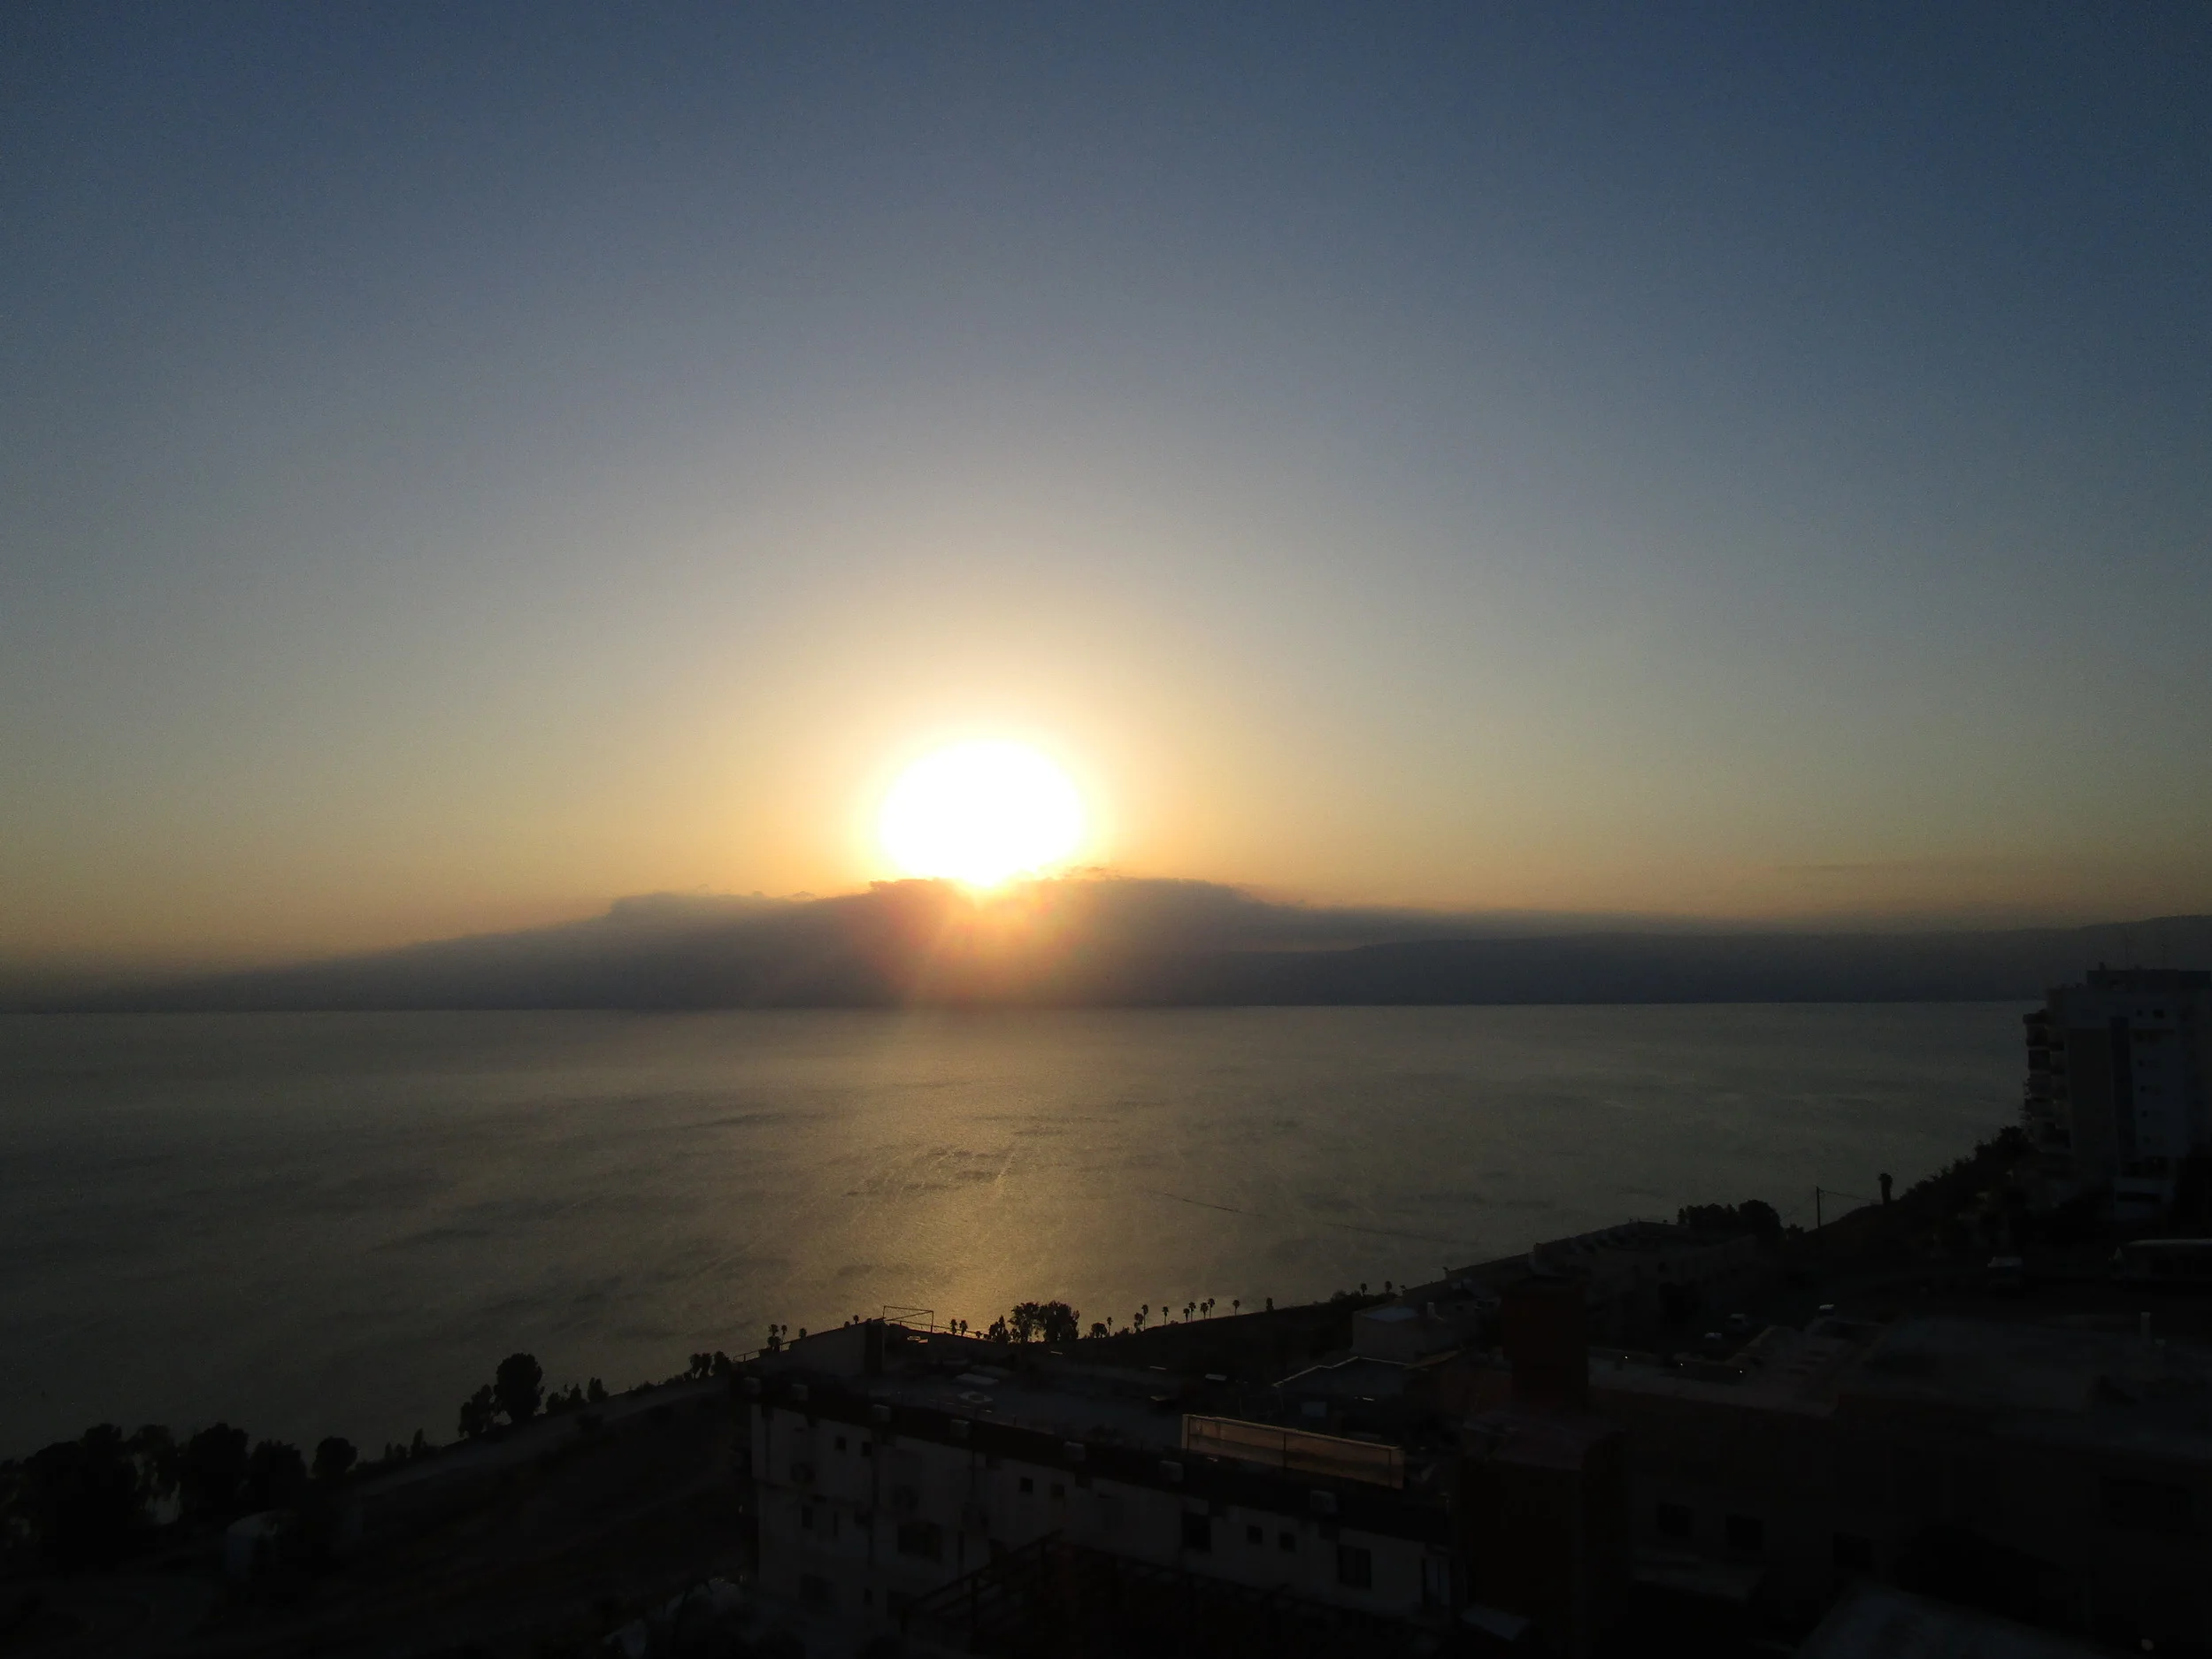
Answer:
[30,879,2212,1012]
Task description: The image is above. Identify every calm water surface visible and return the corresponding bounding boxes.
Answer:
[0,1004,2021,1454]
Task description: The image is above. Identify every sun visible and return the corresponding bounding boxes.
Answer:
[879,742,1085,887]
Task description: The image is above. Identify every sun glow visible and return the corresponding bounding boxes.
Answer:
[879,742,1086,887]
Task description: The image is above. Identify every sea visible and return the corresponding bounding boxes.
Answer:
[0,1003,2022,1458]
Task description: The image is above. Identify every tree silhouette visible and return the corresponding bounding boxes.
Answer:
[458,1385,497,1440]
[311,1437,357,1484]
[1678,1200,1784,1247]
[18,1425,144,1567]
[1002,1301,1080,1344]
[494,1353,543,1425]
[180,1423,250,1523]
[242,1440,307,1511]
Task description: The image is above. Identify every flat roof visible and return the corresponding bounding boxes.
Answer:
[1797,1583,2106,1659]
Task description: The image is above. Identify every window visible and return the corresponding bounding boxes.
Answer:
[885,1591,913,1618]
[861,1441,872,1458]
[1019,1476,1033,1494]
[1724,1515,1764,1555]
[1279,1531,1296,1552]
[1833,1533,1874,1571]
[1181,1512,1213,1552]
[834,1436,846,1453]
[1247,1524,1264,1546]
[1655,1502,1692,1540]
[895,1520,944,1561]
[1337,1544,1373,1589]
[1051,1483,1065,1500]
[800,1503,815,1532]
[799,1574,833,1610]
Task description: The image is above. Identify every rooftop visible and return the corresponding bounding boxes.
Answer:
[1590,1312,2212,1464]
[1593,1321,1883,1416]
[764,1326,1200,1449]
[1796,1583,2107,1659]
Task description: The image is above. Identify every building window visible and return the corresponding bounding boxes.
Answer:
[1833,1533,1874,1571]
[1279,1531,1297,1552]
[1337,1544,1373,1589]
[885,1591,914,1618]
[834,1436,846,1452]
[2103,1478,2196,1536]
[1724,1515,1764,1555]
[895,1520,944,1561]
[1248,1524,1264,1546]
[1051,1483,1065,1501]
[1655,1502,1692,1540]
[799,1574,833,1610]
[1181,1512,1212,1552]
[1019,1476,1033,1494]
[861,1442,872,1458]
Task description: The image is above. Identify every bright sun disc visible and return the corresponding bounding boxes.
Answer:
[879,742,1084,887]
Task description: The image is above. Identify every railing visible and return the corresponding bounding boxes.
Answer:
[1179,1417,1403,1489]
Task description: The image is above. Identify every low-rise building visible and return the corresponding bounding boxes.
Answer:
[1552,1313,2212,1651]
[1362,1218,1779,1357]
[745,1322,1457,1639]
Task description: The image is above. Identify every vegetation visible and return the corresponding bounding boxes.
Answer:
[2,1341,741,1569]
[985,1301,1080,1344]
[1677,1199,1785,1246]
[494,1352,544,1425]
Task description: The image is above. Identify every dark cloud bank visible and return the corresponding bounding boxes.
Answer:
[31,880,2212,1011]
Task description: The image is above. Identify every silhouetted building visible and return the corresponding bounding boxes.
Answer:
[1459,1277,1630,1657]
[2023,967,2212,1210]
[1443,1312,2212,1652]
[1359,1220,1778,1358]
[744,1323,1457,1642]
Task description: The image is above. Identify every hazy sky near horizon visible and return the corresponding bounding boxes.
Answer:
[5,4,2211,964]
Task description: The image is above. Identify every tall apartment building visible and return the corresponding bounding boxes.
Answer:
[2022,968,2212,1204]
